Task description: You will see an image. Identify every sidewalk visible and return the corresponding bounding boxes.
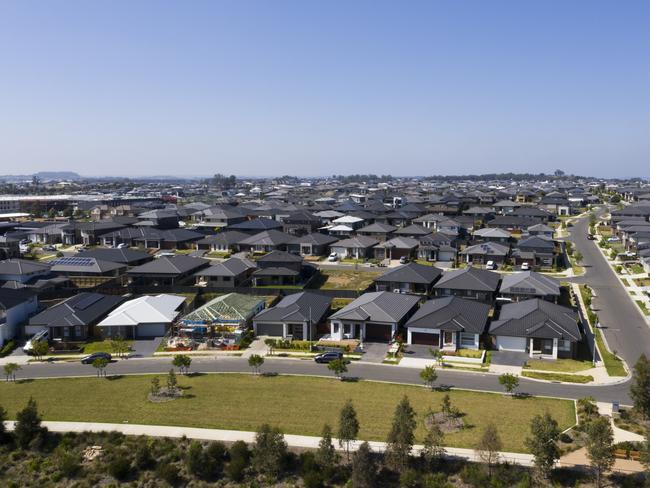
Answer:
[4,420,535,466]
[241,337,267,359]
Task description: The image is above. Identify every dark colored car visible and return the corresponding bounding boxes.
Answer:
[81,352,112,364]
[587,234,596,240]
[314,351,343,363]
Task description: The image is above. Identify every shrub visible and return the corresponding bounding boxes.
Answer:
[156,462,180,486]
[560,432,573,444]
[107,455,131,481]
[0,340,16,357]
[55,448,81,478]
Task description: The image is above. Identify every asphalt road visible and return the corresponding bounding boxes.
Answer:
[567,207,650,367]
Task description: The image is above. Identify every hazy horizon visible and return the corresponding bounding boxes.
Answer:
[1,1,649,178]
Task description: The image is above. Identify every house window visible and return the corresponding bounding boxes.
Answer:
[460,333,476,347]
[223,276,231,282]
[333,323,340,333]
[558,340,571,351]
[75,326,82,338]
[63,327,70,338]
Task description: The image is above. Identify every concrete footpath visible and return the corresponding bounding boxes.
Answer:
[5,420,534,466]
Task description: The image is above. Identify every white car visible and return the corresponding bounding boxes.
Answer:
[116,243,129,249]
[485,260,497,270]
[607,237,620,242]
[521,262,531,271]
[327,253,338,262]
[23,330,48,353]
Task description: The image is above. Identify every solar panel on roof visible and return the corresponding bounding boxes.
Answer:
[75,294,103,310]
[52,257,95,267]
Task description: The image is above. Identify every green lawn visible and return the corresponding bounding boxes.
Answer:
[594,329,627,377]
[521,371,594,384]
[81,339,134,354]
[316,269,381,291]
[523,358,593,373]
[0,374,576,453]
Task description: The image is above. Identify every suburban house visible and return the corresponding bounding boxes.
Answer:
[128,255,210,286]
[76,248,153,267]
[195,206,247,228]
[356,222,397,241]
[514,235,557,268]
[498,271,561,303]
[489,299,581,359]
[434,266,501,303]
[472,227,512,244]
[417,232,457,262]
[238,230,294,253]
[252,250,304,286]
[27,292,125,341]
[253,291,332,340]
[0,259,52,284]
[525,223,555,239]
[195,230,249,254]
[97,294,186,339]
[0,236,20,259]
[50,257,127,278]
[405,296,489,350]
[282,211,322,236]
[372,236,418,261]
[374,262,442,295]
[194,257,256,287]
[0,289,38,347]
[460,242,510,266]
[100,227,203,250]
[328,291,420,342]
[329,236,379,260]
[287,233,338,257]
[393,224,431,238]
[180,293,266,334]
[229,218,284,234]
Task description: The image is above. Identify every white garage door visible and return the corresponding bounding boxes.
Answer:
[137,323,167,338]
[496,336,527,352]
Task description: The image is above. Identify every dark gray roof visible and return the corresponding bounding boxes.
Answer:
[50,257,126,274]
[239,230,294,246]
[128,255,209,275]
[393,224,431,236]
[0,259,52,276]
[406,296,489,334]
[499,271,561,298]
[0,288,35,310]
[329,291,419,323]
[517,235,555,250]
[290,233,339,246]
[375,262,442,285]
[331,236,379,248]
[374,236,419,250]
[257,250,303,263]
[230,218,283,231]
[76,248,152,265]
[253,291,331,323]
[357,222,398,233]
[195,258,255,277]
[434,267,501,292]
[252,266,300,277]
[196,230,250,246]
[489,299,580,340]
[29,292,125,328]
[461,242,510,256]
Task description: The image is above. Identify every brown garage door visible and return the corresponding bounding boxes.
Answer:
[411,332,439,346]
[365,323,392,342]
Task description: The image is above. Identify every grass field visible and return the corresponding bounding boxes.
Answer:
[0,374,576,453]
[81,339,134,354]
[594,329,627,377]
[523,358,593,373]
[521,371,594,384]
[317,269,381,291]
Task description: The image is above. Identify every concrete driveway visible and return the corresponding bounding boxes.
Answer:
[361,342,388,363]
[129,338,163,358]
[490,350,529,367]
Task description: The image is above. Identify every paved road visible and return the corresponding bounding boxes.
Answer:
[567,207,650,367]
[17,355,632,403]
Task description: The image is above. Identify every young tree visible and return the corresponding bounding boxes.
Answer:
[150,376,160,396]
[421,411,445,467]
[3,362,21,382]
[248,354,264,375]
[429,348,444,366]
[574,251,584,264]
[498,373,519,396]
[351,441,376,488]
[264,338,276,355]
[172,354,192,375]
[14,397,46,449]
[441,394,454,420]
[186,440,205,477]
[475,422,502,478]
[252,424,287,481]
[110,336,129,359]
[386,395,417,472]
[631,354,650,420]
[327,358,348,379]
[419,365,438,390]
[167,368,178,394]
[315,423,339,470]
[338,399,360,462]
[92,357,109,378]
[32,340,49,361]
[585,416,615,488]
[525,413,561,481]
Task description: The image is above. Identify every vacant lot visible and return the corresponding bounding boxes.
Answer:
[0,374,575,453]
[317,269,381,291]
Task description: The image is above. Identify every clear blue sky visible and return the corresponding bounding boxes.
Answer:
[1,1,649,178]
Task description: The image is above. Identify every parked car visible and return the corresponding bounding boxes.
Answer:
[399,256,409,264]
[42,244,57,251]
[485,260,497,270]
[327,252,338,262]
[23,329,49,353]
[81,352,112,364]
[116,243,129,249]
[607,237,620,242]
[520,262,530,271]
[314,351,343,363]
[587,234,596,240]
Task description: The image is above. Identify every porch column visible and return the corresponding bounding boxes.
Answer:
[391,323,397,341]
[303,322,309,341]
[552,338,558,359]
[407,329,412,345]
[282,323,288,338]
[529,338,535,358]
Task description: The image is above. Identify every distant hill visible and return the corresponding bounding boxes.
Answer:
[0,171,82,182]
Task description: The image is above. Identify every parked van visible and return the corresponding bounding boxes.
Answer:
[23,329,48,353]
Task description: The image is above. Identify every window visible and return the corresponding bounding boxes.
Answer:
[558,340,571,351]
[460,333,476,347]
[333,323,340,333]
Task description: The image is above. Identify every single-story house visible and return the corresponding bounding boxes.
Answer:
[374,262,442,295]
[434,266,501,303]
[328,291,420,342]
[195,230,249,254]
[489,299,581,359]
[128,255,210,286]
[288,233,339,257]
[498,271,561,303]
[238,230,294,253]
[194,257,256,287]
[460,242,510,266]
[253,291,332,340]
[373,236,419,261]
[0,259,52,284]
[472,228,512,244]
[356,222,397,242]
[97,294,186,339]
[50,256,127,277]
[252,251,304,286]
[76,248,153,267]
[0,289,38,347]
[405,296,490,350]
[329,236,379,260]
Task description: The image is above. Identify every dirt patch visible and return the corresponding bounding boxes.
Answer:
[425,411,464,434]
[148,388,183,403]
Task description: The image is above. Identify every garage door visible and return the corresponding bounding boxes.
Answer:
[411,331,439,346]
[255,323,284,337]
[137,323,167,338]
[365,323,392,342]
[496,336,527,352]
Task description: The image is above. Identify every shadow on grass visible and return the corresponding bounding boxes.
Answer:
[261,372,279,377]
[340,376,359,383]
[106,375,124,381]
[186,372,206,378]
[16,378,34,384]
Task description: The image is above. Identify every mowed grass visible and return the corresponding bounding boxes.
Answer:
[523,358,593,373]
[0,374,575,453]
[318,270,381,291]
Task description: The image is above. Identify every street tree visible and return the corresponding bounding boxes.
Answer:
[92,357,109,378]
[264,338,276,355]
[32,340,49,361]
[498,373,519,396]
[248,354,264,375]
[172,354,192,375]
[3,362,21,382]
[338,399,360,462]
[351,441,376,488]
[585,416,615,488]
[167,368,178,394]
[327,358,347,379]
[110,336,129,358]
[150,376,161,396]
[252,423,287,481]
[429,348,444,366]
[525,413,561,481]
[419,365,438,390]
[631,354,650,420]
[475,422,502,478]
[386,395,417,473]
